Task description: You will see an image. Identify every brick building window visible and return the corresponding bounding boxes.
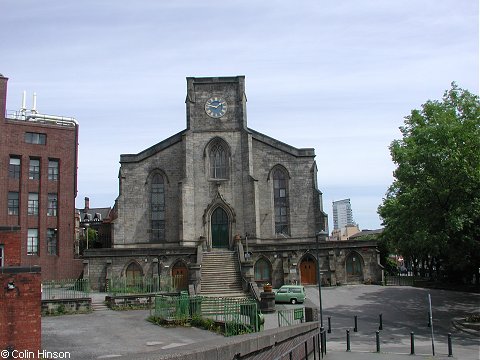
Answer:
[27,228,38,255]
[8,191,19,215]
[25,132,46,144]
[9,157,21,179]
[29,158,40,180]
[48,160,59,181]
[273,167,290,235]
[47,228,57,255]
[151,174,165,242]
[210,143,228,179]
[47,193,57,216]
[28,193,39,215]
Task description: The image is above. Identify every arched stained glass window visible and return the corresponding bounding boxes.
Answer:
[210,143,227,179]
[151,174,165,242]
[273,168,289,235]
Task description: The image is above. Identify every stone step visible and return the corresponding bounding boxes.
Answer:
[201,250,244,296]
[91,302,110,311]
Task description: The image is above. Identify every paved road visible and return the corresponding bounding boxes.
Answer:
[42,286,479,359]
[302,285,480,359]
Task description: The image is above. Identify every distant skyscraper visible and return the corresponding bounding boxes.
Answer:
[332,199,354,230]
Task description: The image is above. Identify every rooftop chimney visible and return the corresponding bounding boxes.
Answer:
[0,74,8,122]
[84,197,90,211]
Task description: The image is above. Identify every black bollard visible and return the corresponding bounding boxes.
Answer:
[410,332,415,355]
[376,330,380,353]
[346,330,350,352]
[448,333,453,357]
[379,313,383,330]
[327,316,331,333]
[354,315,358,332]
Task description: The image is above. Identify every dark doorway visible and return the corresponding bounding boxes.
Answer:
[125,262,143,287]
[346,252,364,283]
[172,263,188,291]
[300,256,317,285]
[211,207,229,248]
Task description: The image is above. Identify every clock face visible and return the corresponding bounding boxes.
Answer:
[205,97,227,118]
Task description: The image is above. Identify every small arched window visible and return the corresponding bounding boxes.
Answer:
[254,258,271,282]
[125,262,143,286]
[273,168,289,235]
[210,143,228,179]
[151,173,165,242]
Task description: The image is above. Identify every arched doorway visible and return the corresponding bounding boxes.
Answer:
[346,252,364,283]
[125,262,143,287]
[211,207,229,248]
[254,258,271,285]
[172,262,188,291]
[300,256,317,285]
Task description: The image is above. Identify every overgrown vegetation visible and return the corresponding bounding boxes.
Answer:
[148,315,252,336]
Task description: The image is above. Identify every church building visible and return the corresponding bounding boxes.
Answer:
[84,76,382,293]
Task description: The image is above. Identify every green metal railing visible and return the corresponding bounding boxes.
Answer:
[107,275,185,295]
[154,294,260,336]
[278,308,305,327]
[41,279,90,300]
[384,275,416,286]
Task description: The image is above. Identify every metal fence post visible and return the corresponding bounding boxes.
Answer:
[354,315,358,332]
[410,332,415,355]
[346,330,350,352]
[448,333,453,357]
[376,330,380,353]
[327,316,331,333]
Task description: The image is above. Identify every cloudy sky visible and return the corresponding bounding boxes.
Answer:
[1,1,478,230]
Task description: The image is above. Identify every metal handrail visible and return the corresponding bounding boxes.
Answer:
[273,327,326,360]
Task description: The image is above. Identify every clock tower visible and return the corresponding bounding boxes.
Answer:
[185,76,247,132]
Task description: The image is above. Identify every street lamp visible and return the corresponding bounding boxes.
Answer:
[83,213,91,250]
[316,230,328,329]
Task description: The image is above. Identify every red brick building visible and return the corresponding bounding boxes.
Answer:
[0,74,82,280]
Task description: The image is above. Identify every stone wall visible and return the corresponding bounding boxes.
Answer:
[120,322,319,360]
[41,298,91,315]
[84,247,196,291]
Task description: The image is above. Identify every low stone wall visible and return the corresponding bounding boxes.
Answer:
[105,292,178,309]
[41,298,91,316]
[121,322,319,360]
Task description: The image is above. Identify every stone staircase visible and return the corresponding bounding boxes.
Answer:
[200,250,247,298]
[90,294,110,311]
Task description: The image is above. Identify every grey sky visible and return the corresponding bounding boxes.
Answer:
[2,0,478,230]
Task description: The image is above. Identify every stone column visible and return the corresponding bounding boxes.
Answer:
[259,291,275,313]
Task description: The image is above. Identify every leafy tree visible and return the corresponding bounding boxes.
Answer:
[378,84,480,283]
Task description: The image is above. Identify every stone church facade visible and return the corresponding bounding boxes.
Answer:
[84,76,382,292]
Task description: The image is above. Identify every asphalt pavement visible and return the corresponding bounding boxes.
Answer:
[42,285,480,360]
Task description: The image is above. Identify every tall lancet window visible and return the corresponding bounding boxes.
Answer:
[210,143,227,179]
[151,174,165,242]
[273,168,289,235]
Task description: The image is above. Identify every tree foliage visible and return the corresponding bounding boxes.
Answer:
[378,84,480,283]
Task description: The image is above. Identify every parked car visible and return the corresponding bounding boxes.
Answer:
[274,285,306,304]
